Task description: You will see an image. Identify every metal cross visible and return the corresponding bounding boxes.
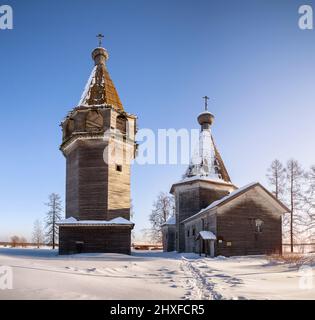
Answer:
[202,96,210,111]
[97,33,104,47]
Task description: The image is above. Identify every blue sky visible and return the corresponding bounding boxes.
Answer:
[0,0,315,241]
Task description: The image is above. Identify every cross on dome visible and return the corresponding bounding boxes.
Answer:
[96,33,104,47]
[202,96,210,111]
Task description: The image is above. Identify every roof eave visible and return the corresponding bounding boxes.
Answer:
[170,178,237,194]
[58,223,134,227]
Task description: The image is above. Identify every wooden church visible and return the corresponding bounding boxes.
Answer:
[162,99,289,257]
[56,36,288,257]
[58,38,137,255]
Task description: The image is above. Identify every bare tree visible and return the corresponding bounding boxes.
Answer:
[10,235,20,248]
[140,228,161,244]
[286,159,305,252]
[304,166,315,240]
[306,166,315,217]
[20,237,28,248]
[266,159,286,200]
[130,199,136,243]
[32,219,45,248]
[130,199,134,220]
[149,192,174,243]
[45,193,62,249]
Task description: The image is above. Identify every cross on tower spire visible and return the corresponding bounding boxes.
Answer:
[96,33,104,47]
[202,96,209,111]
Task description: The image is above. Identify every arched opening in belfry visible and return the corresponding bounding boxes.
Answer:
[116,115,127,135]
[85,110,103,132]
[65,119,75,138]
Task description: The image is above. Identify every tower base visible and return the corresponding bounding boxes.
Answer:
[58,225,132,255]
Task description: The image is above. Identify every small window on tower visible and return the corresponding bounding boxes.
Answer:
[116,164,122,172]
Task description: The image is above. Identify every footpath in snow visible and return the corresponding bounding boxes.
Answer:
[0,248,314,300]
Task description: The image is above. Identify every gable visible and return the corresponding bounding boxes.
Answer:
[182,182,289,225]
[217,184,289,217]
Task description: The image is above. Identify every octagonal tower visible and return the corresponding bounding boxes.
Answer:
[58,43,137,255]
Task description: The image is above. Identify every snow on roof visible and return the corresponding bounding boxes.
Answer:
[205,182,258,210]
[197,110,214,118]
[170,175,236,194]
[183,128,221,181]
[178,175,234,185]
[182,182,259,223]
[197,231,217,240]
[161,216,176,226]
[78,66,96,106]
[61,217,77,223]
[57,216,134,226]
[109,217,134,225]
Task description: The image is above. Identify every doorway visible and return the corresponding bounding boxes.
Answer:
[75,241,84,254]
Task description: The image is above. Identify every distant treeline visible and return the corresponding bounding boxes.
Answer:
[0,240,58,248]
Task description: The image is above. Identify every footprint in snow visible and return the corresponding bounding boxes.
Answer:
[165,270,177,275]
[65,267,78,271]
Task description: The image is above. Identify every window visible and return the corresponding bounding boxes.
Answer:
[116,115,127,135]
[217,236,224,244]
[255,219,264,233]
[187,229,190,237]
[116,164,122,172]
[192,227,196,236]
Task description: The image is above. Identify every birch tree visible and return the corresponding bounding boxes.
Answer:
[45,193,62,249]
[149,192,175,243]
[32,219,45,248]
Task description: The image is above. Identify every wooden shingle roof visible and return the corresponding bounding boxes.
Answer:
[78,47,124,111]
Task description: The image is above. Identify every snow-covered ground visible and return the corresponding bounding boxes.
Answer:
[0,248,314,300]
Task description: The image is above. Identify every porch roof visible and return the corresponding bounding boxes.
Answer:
[196,231,217,240]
